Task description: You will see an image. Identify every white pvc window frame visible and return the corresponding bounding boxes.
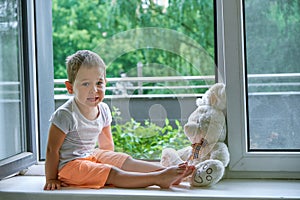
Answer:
[0,0,54,179]
[216,0,300,178]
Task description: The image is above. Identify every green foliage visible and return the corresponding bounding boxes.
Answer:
[52,0,300,96]
[52,0,109,79]
[244,0,300,94]
[52,0,215,80]
[52,0,300,83]
[245,0,300,74]
[111,107,190,160]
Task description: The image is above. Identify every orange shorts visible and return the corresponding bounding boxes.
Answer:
[58,149,130,189]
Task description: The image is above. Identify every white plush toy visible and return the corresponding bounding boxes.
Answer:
[161,83,230,187]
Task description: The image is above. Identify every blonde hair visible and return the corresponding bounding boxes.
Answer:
[66,50,106,83]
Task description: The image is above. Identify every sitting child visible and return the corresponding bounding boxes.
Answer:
[44,50,194,190]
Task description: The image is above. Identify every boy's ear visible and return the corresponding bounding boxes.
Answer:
[65,81,73,94]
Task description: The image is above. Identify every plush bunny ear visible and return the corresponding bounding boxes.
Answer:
[213,83,226,109]
[218,85,227,110]
[210,92,217,106]
[206,83,226,108]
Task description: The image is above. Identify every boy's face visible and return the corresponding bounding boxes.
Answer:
[67,65,106,108]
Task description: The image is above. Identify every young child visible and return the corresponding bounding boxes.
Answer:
[44,50,194,190]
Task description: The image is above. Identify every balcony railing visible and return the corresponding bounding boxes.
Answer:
[53,73,300,99]
[247,73,300,95]
[0,81,20,103]
[1,73,300,102]
[54,75,216,100]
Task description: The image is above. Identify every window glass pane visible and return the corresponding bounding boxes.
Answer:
[244,0,300,150]
[0,0,24,160]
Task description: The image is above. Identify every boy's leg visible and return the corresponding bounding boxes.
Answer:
[58,157,183,189]
[91,149,195,186]
[58,158,112,188]
[120,157,195,184]
[106,164,187,188]
[92,149,165,172]
[121,157,164,172]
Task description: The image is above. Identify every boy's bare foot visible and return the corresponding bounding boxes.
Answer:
[172,162,195,185]
[157,165,188,189]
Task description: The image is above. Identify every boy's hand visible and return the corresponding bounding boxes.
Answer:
[44,179,68,190]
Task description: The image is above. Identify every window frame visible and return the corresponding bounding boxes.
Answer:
[217,0,300,178]
[0,0,37,179]
[2,0,299,180]
[0,0,54,179]
[34,0,55,161]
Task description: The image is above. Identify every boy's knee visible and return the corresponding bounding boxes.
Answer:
[121,156,134,169]
[106,167,123,185]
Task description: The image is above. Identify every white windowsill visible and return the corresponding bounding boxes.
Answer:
[0,165,300,200]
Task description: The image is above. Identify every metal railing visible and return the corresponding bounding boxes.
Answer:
[54,73,300,99]
[0,81,20,103]
[1,73,300,102]
[247,73,300,95]
[54,75,216,99]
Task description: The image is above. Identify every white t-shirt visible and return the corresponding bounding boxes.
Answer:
[50,97,112,169]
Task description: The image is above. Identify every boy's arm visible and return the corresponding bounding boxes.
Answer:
[98,125,114,151]
[44,124,66,190]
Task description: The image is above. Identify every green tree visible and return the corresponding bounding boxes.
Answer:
[245,0,300,74]
[52,0,109,78]
[52,0,215,80]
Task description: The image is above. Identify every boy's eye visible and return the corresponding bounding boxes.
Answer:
[82,82,89,86]
[97,81,105,86]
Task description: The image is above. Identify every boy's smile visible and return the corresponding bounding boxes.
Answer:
[87,96,101,103]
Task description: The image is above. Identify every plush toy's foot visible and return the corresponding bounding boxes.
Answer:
[190,159,225,187]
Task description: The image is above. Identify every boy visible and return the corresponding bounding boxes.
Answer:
[44,50,194,190]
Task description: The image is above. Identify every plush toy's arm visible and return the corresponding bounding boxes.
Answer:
[209,142,230,167]
[161,148,184,167]
[177,146,192,161]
